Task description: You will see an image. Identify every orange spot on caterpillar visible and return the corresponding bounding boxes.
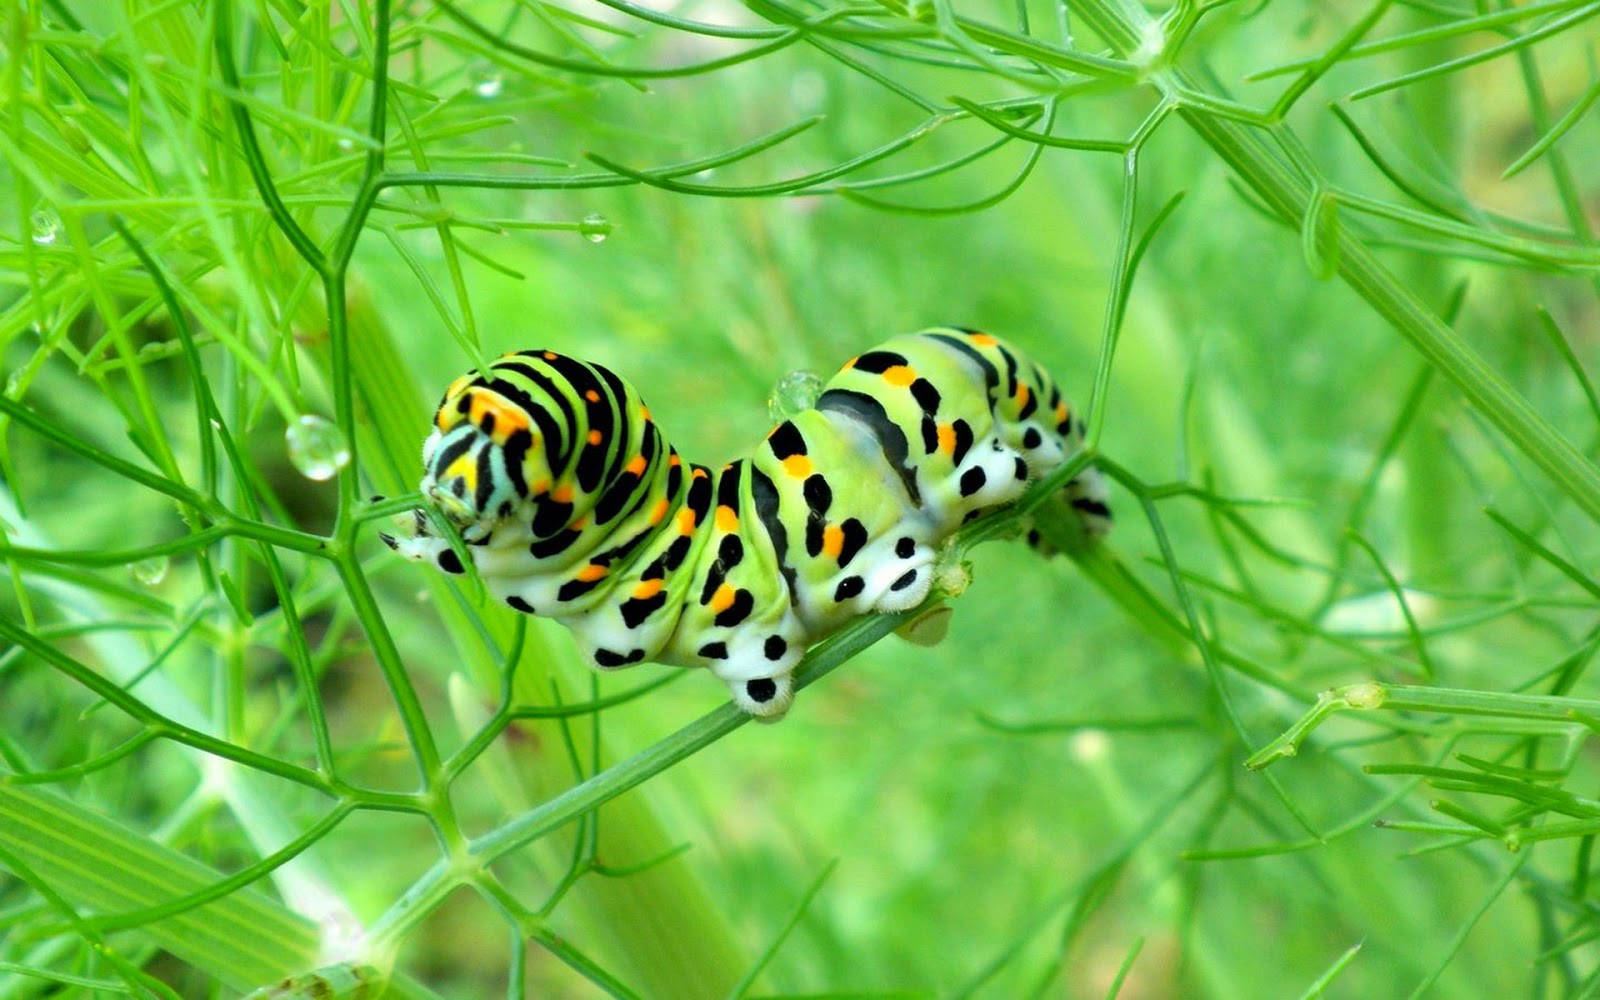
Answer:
[543,351,558,360]
[469,389,531,442]
[531,479,551,495]
[626,455,647,476]
[822,523,844,558]
[1014,384,1030,408]
[1055,402,1069,422]
[937,423,956,455]
[640,406,651,421]
[842,356,858,370]
[676,508,698,533]
[780,455,813,478]
[709,583,735,613]
[587,429,603,446]
[552,484,574,503]
[669,454,682,467]
[692,467,708,479]
[715,505,738,532]
[633,579,664,600]
[576,564,608,582]
[585,389,600,403]
[882,365,916,387]
[968,332,997,346]
[649,498,669,525]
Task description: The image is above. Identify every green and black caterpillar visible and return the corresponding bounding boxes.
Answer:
[383,328,1110,719]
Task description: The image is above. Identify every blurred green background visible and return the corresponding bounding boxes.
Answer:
[2,0,1599,997]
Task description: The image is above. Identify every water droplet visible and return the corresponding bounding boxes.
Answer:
[130,555,170,586]
[1344,683,1386,710]
[30,210,59,246]
[767,370,824,421]
[336,137,355,151]
[579,212,612,244]
[285,414,350,481]
[474,76,503,98]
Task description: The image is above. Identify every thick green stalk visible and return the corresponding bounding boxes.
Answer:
[0,784,316,991]
[1069,0,1600,524]
[0,785,443,999]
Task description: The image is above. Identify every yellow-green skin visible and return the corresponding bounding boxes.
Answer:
[383,328,1109,719]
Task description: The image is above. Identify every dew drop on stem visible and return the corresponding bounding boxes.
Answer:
[579,213,612,244]
[286,415,351,481]
[30,211,59,246]
[130,555,170,587]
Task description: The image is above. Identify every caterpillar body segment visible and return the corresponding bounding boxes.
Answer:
[384,328,1110,719]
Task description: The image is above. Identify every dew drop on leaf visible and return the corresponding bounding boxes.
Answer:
[579,213,612,244]
[130,556,169,587]
[286,414,350,481]
[474,76,503,98]
[30,211,59,246]
[767,370,824,421]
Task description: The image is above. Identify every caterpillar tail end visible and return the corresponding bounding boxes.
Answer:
[1025,467,1113,558]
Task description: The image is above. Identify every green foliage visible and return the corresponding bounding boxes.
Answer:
[1,0,1598,996]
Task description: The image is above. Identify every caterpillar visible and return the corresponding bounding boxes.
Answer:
[382,327,1110,720]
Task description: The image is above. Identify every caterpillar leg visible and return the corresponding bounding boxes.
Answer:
[379,513,470,577]
[948,434,1034,517]
[726,671,796,721]
[800,530,939,625]
[862,536,936,613]
[704,624,806,720]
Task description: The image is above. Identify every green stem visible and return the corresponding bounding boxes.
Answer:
[0,616,335,794]
[1248,682,1600,770]
[368,608,914,951]
[1068,0,1600,524]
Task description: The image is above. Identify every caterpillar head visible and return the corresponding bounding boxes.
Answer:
[420,376,544,538]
